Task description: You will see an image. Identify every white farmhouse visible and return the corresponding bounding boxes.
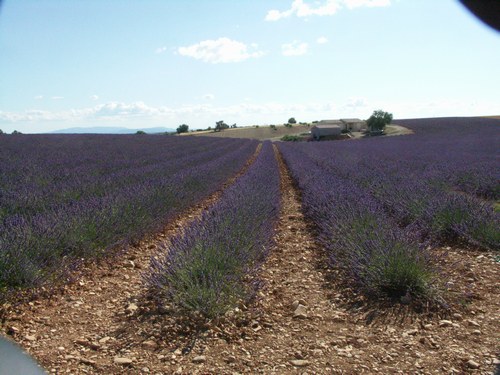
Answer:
[340,118,367,132]
[311,120,343,140]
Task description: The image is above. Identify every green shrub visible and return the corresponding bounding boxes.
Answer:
[281,135,300,142]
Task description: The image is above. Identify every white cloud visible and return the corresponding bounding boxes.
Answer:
[2,98,498,133]
[177,37,264,63]
[265,0,390,21]
[0,109,58,123]
[51,96,64,100]
[91,102,162,118]
[0,101,340,126]
[343,97,368,109]
[0,101,315,124]
[0,102,161,124]
[343,0,391,9]
[34,95,43,100]
[203,94,215,100]
[282,41,308,56]
[90,95,99,101]
[266,0,339,20]
[265,9,291,21]
[316,36,329,44]
[155,46,167,54]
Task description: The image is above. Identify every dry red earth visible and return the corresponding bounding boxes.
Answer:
[1,147,499,374]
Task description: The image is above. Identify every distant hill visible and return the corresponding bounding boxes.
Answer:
[184,124,312,141]
[50,126,175,134]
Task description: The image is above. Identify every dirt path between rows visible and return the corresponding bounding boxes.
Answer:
[2,144,499,374]
[143,146,498,374]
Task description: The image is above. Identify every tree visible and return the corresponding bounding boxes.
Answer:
[366,110,393,132]
[230,123,237,128]
[11,130,22,135]
[215,120,229,132]
[135,130,146,135]
[176,124,189,134]
[288,117,297,124]
[0,129,3,134]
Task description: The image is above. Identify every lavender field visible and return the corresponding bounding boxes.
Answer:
[0,134,257,297]
[0,118,499,375]
[0,117,498,312]
[278,117,499,301]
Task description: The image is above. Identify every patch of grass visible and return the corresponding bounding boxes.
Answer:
[281,135,300,142]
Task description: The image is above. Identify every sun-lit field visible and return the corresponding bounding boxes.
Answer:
[279,117,499,300]
[1,116,497,302]
[0,117,498,374]
[1,0,499,371]
[0,135,257,296]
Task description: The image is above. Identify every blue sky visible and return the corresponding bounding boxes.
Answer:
[0,0,499,133]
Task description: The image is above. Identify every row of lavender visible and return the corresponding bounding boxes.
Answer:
[0,135,258,297]
[278,117,499,300]
[394,117,499,200]
[147,142,280,317]
[291,117,499,250]
[0,135,247,217]
[278,144,434,299]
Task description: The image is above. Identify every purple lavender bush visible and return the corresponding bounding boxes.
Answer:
[0,135,258,299]
[284,117,499,251]
[278,144,435,300]
[146,142,280,318]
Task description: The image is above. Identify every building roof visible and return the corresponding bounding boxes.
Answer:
[340,118,364,123]
[313,124,341,129]
[318,119,343,124]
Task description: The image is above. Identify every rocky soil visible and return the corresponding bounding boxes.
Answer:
[1,147,499,374]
